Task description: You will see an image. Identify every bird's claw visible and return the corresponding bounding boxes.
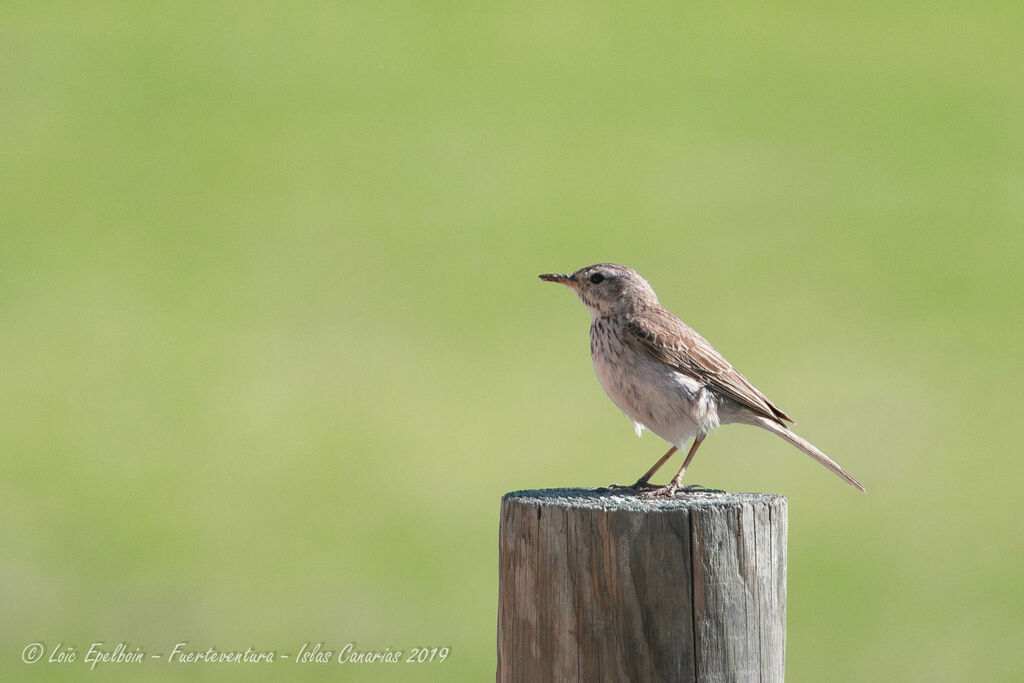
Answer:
[640,483,720,498]
[609,480,658,491]
[640,484,679,498]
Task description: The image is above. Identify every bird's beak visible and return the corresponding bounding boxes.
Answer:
[539,273,576,287]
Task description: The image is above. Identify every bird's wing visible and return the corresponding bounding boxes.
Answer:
[624,308,793,424]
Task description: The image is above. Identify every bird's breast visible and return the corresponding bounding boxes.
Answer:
[590,318,719,446]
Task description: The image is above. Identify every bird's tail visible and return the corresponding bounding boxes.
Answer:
[753,416,866,493]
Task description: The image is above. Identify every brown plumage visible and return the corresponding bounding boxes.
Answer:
[540,263,866,496]
[622,308,794,425]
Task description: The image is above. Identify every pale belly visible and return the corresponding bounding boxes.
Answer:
[592,352,719,448]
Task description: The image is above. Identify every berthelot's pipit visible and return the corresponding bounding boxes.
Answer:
[540,263,866,496]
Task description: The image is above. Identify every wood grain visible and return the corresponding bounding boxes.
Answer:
[497,489,786,682]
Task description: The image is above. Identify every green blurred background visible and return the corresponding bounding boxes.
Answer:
[2,1,1022,681]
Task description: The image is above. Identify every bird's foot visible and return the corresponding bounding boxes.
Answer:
[640,484,679,498]
[640,483,719,498]
[608,480,658,491]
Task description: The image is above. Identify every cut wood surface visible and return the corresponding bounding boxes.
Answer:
[497,488,786,683]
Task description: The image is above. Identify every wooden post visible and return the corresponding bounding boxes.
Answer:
[497,488,786,683]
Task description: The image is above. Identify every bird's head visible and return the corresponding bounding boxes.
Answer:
[539,263,658,318]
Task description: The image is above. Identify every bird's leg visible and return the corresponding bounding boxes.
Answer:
[610,446,676,490]
[643,437,704,497]
[634,445,678,488]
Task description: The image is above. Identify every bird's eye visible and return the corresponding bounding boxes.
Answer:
[590,273,605,284]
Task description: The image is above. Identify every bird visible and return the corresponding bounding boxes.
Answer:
[539,263,866,496]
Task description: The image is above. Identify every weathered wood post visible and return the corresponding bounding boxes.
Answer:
[497,488,786,682]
